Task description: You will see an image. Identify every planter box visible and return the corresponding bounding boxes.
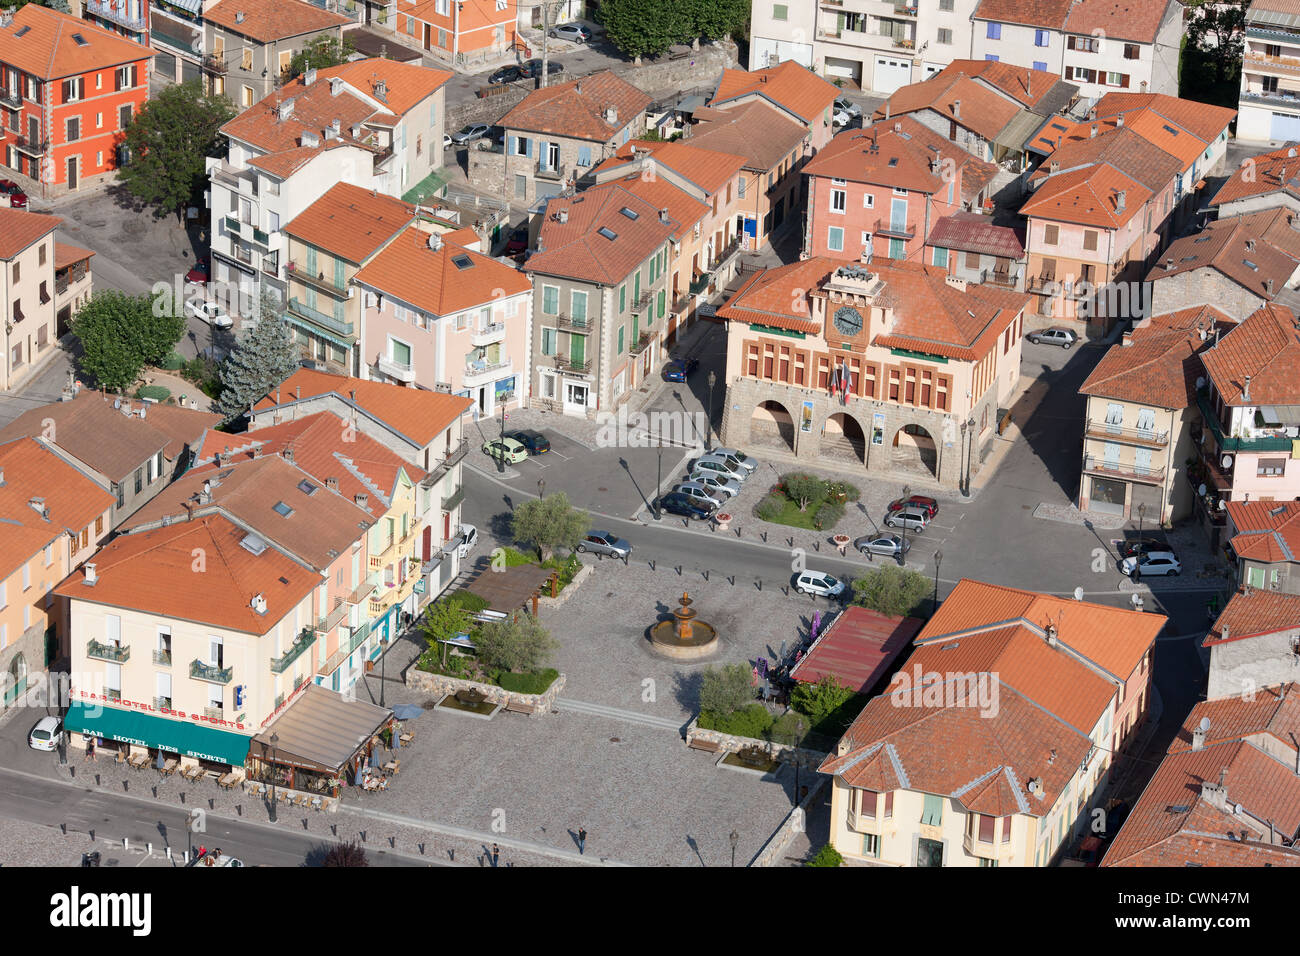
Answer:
[405,669,566,718]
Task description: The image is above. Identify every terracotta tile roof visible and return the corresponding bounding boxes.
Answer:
[1028,126,1182,192]
[1147,207,1300,297]
[0,437,115,583]
[55,513,320,635]
[121,453,373,571]
[874,71,1020,143]
[595,172,709,240]
[1092,92,1237,151]
[1079,306,1236,408]
[404,0,511,31]
[1170,685,1300,754]
[0,4,149,78]
[685,99,809,172]
[716,257,836,334]
[1212,141,1300,207]
[1200,303,1300,405]
[0,208,62,260]
[251,369,470,449]
[789,606,924,693]
[53,241,94,271]
[204,0,349,43]
[805,117,998,202]
[710,60,838,125]
[0,392,218,482]
[601,139,747,196]
[926,211,1025,260]
[1019,161,1151,229]
[971,0,1074,29]
[284,183,415,264]
[1227,500,1300,564]
[353,226,530,316]
[936,59,1072,111]
[1063,0,1179,44]
[526,182,678,286]
[499,70,651,143]
[1206,588,1300,646]
[221,58,451,173]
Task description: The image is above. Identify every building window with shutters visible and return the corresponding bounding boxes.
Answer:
[921,793,943,826]
[1043,224,1059,245]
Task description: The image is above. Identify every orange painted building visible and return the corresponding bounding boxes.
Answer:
[396,0,517,61]
[0,4,151,195]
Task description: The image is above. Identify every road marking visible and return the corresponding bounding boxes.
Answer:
[555,698,686,731]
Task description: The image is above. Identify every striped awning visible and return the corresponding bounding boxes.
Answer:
[284,311,353,351]
[156,0,202,14]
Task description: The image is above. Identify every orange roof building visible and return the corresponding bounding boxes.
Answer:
[709,61,838,151]
[396,0,517,64]
[819,578,1163,866]
[1211,142,1300,216]
[0,208,64,392]
[1226,500,1300,594]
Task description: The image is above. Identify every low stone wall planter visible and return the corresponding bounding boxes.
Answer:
[537,560,593,610]
[683,716,828,770]
[405,669,566,718]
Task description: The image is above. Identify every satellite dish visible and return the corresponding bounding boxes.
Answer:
[1073,587,1084,601]
[1198,716,1211,733]
[1198,483,1207,496]
[1218,499,1227,511]
[1195,376,1205,390]
[1222,455,1234,470]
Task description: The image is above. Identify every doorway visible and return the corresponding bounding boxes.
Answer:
[563,380,589,416]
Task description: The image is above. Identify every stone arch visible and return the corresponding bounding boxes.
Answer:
[892,423,938,478]
[750,399,796,453]
[822,410,867,466]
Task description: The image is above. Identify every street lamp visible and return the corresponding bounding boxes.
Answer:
[707,370,717,451]
[899,484,910,567]
[729,829,739,867]
[959,420,969,496]
[965,417,976,495]
[379,629,387,708]
[933,549,943,610]
[268,731,279,822]
[538,478,545,500]
[654,444,663,520]
[1136,502,1147,560]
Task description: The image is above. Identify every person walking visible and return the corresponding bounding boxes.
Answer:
[577,827,587,855]
[84,736,95,763]
[491,843,500,867]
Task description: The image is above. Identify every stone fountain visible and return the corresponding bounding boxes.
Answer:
[649,591,719,660]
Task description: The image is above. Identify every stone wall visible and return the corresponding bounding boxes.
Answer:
[1149,269,1267,323]
[404,669,567,717]
[753,776,830,867]
[447,86,532,132]
[536,560,593,609]
[684,716,828,770]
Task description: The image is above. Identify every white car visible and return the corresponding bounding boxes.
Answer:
[443,133,452,150]
[833,109,853,127]
[1119,550,1181,577]
[709,448,758,476]
[795,571,845,598]
[833,96,862,119]
[675,481,726,510]
[28,716,62,751]
[457,524,478,559]
[185,298,233,329]
[689,471,741,499]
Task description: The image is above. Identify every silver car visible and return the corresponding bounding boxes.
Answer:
[675,481,726,510]
[694,454,746,482]
[689,470,741,499]
[853,533,910,559]
[884,507,929,533]
[577,530,631,560]
[708,447,758,476]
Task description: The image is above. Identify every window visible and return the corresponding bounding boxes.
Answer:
[240,48,252,71]
[66,116,80,141]
[939,0,953,9]
[861,833,881,858]
[827,226,844,252]
[933,246,948,268]
[1083,230,1098,251]
[1106,71,1126,87]
[937,27,952,45]
[830,188,846,213]
[1043,224,1059,245]
[1258,459,1287,477]
[541,328,557,356]
[921,793,943,826]
[978,814,995,843]
[571,290,588,326]
[773,4,788,20]
[134,467,143,495]
[1035,29,1049,47]
[1033,61,1048,72]
[542,285,559,315]
[10,261,17,284]
[21,562,29,591]
[1124,43,1139,59]
[619,284,626,313]
[986,22,1001,40]
[863,193,874,209]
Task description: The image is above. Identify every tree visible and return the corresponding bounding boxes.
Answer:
[0,1,71,11]
[601,0,692,60]
[687,0,749,41]
[851,565,931,618]
[698,662,754,716]
[767,710,808,746]
[790,675,852,726]
[117,81,236,220]
[73,290,182,392]
[1185,0,1246,85]
[805,844,843,867]
[216,292,299,419]
[421,598,472,657]
[783,473,826,512]
[474,611,558,674]
[510,492,589,560]
[284,35,356,82]
[321,839,368,867]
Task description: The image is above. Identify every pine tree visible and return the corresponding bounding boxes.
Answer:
[216,292,299,420]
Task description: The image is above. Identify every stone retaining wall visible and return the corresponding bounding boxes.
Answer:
[684,716,827,770]
[537,560,593,609]
[752,776,829,867]
[404,669,566,717]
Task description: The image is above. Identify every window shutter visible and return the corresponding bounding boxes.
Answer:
[114,69,121,92]
[1120,73,1130,88]
[61,79,70,102]
[508,135,517,155]
[131,65,138,87]
[525,137,533,158]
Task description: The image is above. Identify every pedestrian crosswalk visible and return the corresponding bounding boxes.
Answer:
[553,697,685,733]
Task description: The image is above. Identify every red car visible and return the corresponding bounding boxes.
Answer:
[887,495,939,518]
[185,259,210,285]
[0,179,27,209]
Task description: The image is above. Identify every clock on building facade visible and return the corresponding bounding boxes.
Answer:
[832,305,864,337]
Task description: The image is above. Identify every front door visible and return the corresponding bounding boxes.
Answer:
[563,381,589,416]
[66,156,77,189]
[547,142,560,169]
[916,838,944,867]
[422,526,432,562]
[423,23,431,50]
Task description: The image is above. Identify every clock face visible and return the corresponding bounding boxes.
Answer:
[833,305,864,337]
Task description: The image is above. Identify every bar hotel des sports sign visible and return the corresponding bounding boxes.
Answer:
[74,688,248,731]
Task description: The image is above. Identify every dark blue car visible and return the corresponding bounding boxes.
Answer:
[507,429,551,454]
[662,357,699,382]
[657,491,715,520]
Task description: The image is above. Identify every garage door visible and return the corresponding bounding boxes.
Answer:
[1130,483,1165,522]
[825,56,862,85]
[1088,476,1127,517]
[1271,111,1300,141]
[873,57,912,95]
[153,50,176,82]
[181,58,201,84]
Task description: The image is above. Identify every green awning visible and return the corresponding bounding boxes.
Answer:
[402,169,449,204]
[64,703,252,766]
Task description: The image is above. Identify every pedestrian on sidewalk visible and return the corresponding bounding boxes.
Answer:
[578,827,587,855]
[84,736,95,763]
[491,843,499,867]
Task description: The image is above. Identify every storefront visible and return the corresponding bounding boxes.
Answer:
[63,702,252,768]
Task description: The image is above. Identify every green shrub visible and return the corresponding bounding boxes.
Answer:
[135,385,171,402]
[806,844,843,867]
[699,663,757,716]
[767,710,809,746]
[791,676,852,726]
[782,473,827,512]
[160,351,186,371]
[756,492,785,522]
[445,590,489,613]
[827,480,860,502]
[814,500,845,531]
[496,668,559,694]
[700,703,773,739]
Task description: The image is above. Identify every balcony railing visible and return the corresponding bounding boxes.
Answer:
[628,331,654,355]
[979,268,1020,288]
[443,483,465,511]
[203,53,229,74]
[86,0,146,31]
[316,620,373,677]
[689,272,712,296]
[536,162,566,181]
[152,649,172,667]
[286,261,349,297]
[87,640,130,663]
[1245,52,1300,75]
[554,312,592,332]
[150,28,201,55]
[873,217,916,239]
[470,321,506,346]
[709,237,743,272]
[0,89,21,109]
[13,134,47,157]
[1197,389,1299,452]
[1084,419,1170,447]
[270,628,318,674]
[287,297,355,337]
[372,143,395,171]
[1082,455,1166,485]
[377,354,416,383]
[1240,88,1300,108]
[421,437,470,487]
[554,355,591,373]
[894,2,918,15]
[190,659,233,684]
[464,358,511,384]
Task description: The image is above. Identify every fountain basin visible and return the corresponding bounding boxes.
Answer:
[649,591,720,659]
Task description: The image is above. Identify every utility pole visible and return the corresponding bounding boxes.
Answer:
[537,0,563,88]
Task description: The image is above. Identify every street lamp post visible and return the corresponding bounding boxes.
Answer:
[729,829,739,868]
[654,445,663,520]
[1136,502,1147,561]
[379,630,387,708]
[268,731,279,822]
[538,478,545,500]
[965,417,976,495]
[959,420,969,496]
[707,370,717,451]
[899,484,910,567]
[933,550,943,611]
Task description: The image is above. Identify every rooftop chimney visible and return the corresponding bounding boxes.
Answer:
[1116,115,1124,128]
[605,106,618,125]
[304,68,317,86]
[235,10,245,24]
[374,78,388,102]
[952,100,961,119]
[355,493,369,509]
[1050,161,1060,174]
[659,207,670,224]
[330,77,345,97]
[1163,258,1174,271]
[427,231,443,252]
[326,477,339,492]
[251,593,267,615]
[576,81,582,95]
[1090,123,1098,138]
[1246,237,1256,252]
[1267,277,1276,296]
[1116,189,1126,211]
[83,562,97,585]
[252,444,263,458]
[1121,330,1134,346]
[1243,374,1252,402]
[283,447,295,463]
[885,102,891,121]
[278,98,295,121]
[1192,718,1208,751]
[1140,80,1147,93]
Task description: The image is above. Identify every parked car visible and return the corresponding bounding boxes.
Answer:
[185,258,210,285]
[489,65,524,84]
[884,506,929,532]
[1119,550,1181,577]
[886,495,939,518]
[482,437,528,464]
[795,570,845,598]
[0,179,28,208]
[28,716,62,752]
[504,227,529,255]
[833,96,862,119]
[185,298,233,328]
[507,429,551,454]
[675,480,726,510]
[456,524,478,559]
[189,849,244,868]
[550,23,592,42]
[577,530,632,560]
[854,533,910,559]
[662,357,698,382]
[658,491,716,520]
[1118,537,1166,561]
[832,108,853,127]
[443,134,453,150]
[689,470,741,499]
[709,447,758,476]
[452,123,492,145]
[522,59,565,78]
[693,455,746,482]
[1026,327,1078,349]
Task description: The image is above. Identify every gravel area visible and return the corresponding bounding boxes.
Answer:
[0,815,94,867]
